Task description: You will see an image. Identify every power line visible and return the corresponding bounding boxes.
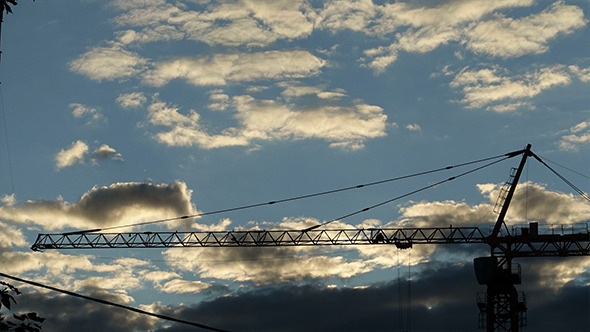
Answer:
[70,151,519,235]
[0,272,229,332]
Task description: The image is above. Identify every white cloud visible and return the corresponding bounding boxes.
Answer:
[397,200,496,228]
[141,270,180,283]
[450,65,572,109]
[146,92,387,150]
[279,82,347,100]
[465,2,587,58]
[0,221,27,249]
[143,50,326,87]
[55,140,89,170]
[159,279,211,294]
[93,144,123,162]
[70,103,103,123]
[0,251,112,276]
[112,0,314,47]
[477,182,590,224]
[357,1,585,72]
[568,65,590,82]
[406,123,421,131]
[147,98,249,149]
[1,193,17,206]
[529,257,590,290]
[485,102,534,113]
[116,92,147,109]
[163,245,371,286]
[317,0,379,32]
[69,45,148,82]
[73,274,142,292]
[558,120,590,151]
[233,95,388,150]
[359,0,532,71]
[0,181,196,230]
[207,90,230,111]
[55,141,124,169]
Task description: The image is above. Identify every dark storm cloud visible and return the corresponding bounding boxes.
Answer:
[150,260,589,332]
[151,263,480,332]
[525,281,590,332]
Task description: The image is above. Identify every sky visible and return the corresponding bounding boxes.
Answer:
[0,0,588,331]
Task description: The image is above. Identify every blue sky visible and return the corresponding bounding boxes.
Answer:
[0,0,588,331]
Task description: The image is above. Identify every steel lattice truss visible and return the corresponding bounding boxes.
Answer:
[31,227,590,259]
[31,227,486,250]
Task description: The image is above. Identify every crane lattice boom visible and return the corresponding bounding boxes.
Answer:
[31,225,590,258]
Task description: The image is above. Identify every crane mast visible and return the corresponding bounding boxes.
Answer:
[30,145,590,332]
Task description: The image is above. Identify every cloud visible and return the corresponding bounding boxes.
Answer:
[93,144,123,162]
[397,199,496,228]
[359,1,586,72]
[55,141,123,170]
[477,182,590,224]
[0,251,125,279]
[146,261,589,332]
[279,82,347,100]
[558,120,590,151]
[158,279,211,294]
[146,98,250,149]
[568,65,590,82]
[526,257,590,290]
[464,1,587,58]
[317,0,379,32]
[79,1,586,79]
[55,140,89,170]
[0,181,196,230]
[69,45,148,82]
[0,221,27,250]
[406,123,421,131]
[232,95,387,150]
[145,92,387,150]
[13,262,588,332]
[116,92,147,109]
[207,90,230,111]
[111,0,314,47]
[70,103,103,123]
[163,246,371,286]
[142,50,326,87]
[450,64,571,109]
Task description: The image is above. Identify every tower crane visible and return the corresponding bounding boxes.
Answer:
[30,144,590,332]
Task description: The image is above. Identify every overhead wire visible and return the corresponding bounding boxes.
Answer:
[71,151,519,234]
[0,272,229,332]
